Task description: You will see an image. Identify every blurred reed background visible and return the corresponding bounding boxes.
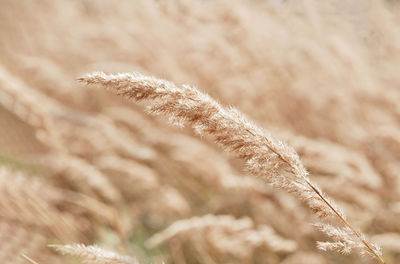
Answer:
[0,0,400,263]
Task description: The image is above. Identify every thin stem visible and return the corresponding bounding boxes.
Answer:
[304,180,385,264]
[21,254,40,264]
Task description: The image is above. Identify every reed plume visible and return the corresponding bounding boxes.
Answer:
[50,244,138,264]
[147,214,297,260]
[80,72,384,263]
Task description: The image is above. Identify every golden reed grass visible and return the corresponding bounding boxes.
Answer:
[80,72,384,263]
[1,1,399,264]
[50,244,138,264]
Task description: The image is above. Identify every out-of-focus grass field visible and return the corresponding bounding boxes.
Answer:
[0,1,400,263]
